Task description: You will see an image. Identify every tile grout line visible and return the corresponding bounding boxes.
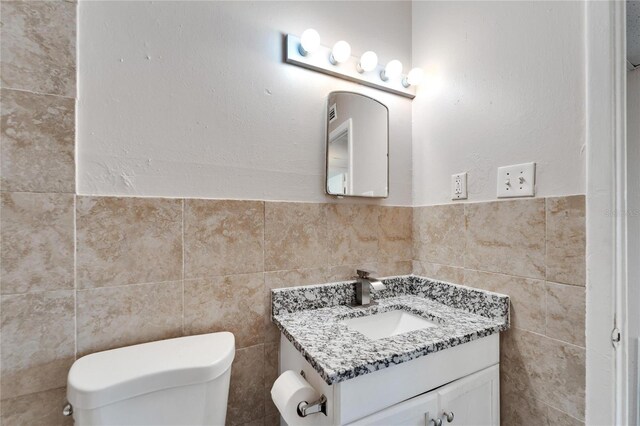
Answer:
[511,325,586,350]
[325,204,330,278]
[261,200,267,425]
[541,391,586,423]
[263,201,266,276]
[181,199,185,337]
[544,198,549,338]
[73,194,78,360]
[0,86,76,101]
[521,389,586,424]
[0,278,190,297]
[70,279,185,293]
[415,260,584,288]
[544,279,549,339]
[463,202,468,276]
[0,189,76,195]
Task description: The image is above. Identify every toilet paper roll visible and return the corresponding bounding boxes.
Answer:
[271,370,321,425]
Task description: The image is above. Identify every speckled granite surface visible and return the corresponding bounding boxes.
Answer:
[272,275,510,385]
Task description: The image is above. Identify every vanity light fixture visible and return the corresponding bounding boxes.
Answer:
[299,28,321,56]
[403,67,424,87]
[380,60,403,82]
[284,32,419,99]
[330,41,351,64]
[357,51,378,73]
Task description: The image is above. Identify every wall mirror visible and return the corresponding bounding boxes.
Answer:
[325,91,389,198]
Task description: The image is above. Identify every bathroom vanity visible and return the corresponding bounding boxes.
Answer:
[271,276,510,426]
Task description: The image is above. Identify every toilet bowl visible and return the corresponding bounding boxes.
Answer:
[67,332,235,426]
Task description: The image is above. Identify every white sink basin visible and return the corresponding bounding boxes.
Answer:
[341,310,439,340]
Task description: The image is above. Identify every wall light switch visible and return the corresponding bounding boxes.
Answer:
[451,172,467,200]
[497,162,535,198]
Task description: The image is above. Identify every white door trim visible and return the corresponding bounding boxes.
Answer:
[585,1,628,424]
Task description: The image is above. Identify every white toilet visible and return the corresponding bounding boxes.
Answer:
[67,332,235,426]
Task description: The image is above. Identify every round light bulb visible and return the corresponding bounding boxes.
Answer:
[299,29,320,56]
[330,40,351,64]
[381,59,403,81]
[403,67,424,87]
[358,51,378,73]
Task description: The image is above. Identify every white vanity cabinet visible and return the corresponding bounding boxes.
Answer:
[278,333,500,426]
[348,365,499,426]
[346,391,439,426]
[436,365,499,426]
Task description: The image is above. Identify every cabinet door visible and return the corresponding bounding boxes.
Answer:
[347,391,439,426]
[436,364,499,426]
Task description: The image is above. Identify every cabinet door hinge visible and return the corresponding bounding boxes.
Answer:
[611,327,621,348]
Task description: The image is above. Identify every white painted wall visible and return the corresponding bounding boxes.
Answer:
[411,1,586,206]
[584,1,623,423]
[80,1,588,208]
[627,68,640,425]
[78,1,412,205]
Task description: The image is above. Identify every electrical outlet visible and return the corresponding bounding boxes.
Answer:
[451,172,467,200]
[497,162,535,198]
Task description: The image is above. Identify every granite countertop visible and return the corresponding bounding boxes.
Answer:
[271,275,510,385]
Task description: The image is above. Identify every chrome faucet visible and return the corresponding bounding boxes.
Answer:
[354,269,386,306]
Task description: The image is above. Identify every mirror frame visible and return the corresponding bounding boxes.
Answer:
[325,91,390,199]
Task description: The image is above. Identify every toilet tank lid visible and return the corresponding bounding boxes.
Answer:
[67,332,235,410]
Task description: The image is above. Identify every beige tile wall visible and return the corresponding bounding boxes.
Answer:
[1,1,77,425]
[413,196,586,425]
[1,192,584,426]
[0,194,412,425]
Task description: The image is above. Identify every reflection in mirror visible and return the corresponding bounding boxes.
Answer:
[326,92,389,198]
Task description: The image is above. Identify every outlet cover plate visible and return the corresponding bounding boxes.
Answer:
[497,162,535,198]
[451,172,468,200]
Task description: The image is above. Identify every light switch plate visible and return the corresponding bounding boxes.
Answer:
[497,162,535,198]
[451,172,468,200]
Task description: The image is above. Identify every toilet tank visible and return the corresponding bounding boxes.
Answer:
[67,332,235,426]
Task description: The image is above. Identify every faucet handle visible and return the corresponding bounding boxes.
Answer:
[356,269,377,279]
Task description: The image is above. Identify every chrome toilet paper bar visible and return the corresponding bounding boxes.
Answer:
[296,394,327,418]
[295,370,327,418]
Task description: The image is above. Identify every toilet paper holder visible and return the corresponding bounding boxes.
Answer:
[297,394,327,417]
[296,371,327,417]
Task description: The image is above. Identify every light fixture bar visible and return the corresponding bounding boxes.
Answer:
[284,34,416,99]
